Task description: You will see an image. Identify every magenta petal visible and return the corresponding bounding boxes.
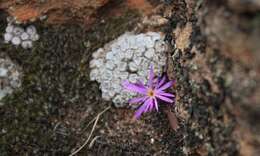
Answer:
[134,104,147,119]
[136,79,145,86]
[157,92,175,97]
[148,65,154,87]
[129,96,146,104]
[134,99,150,119]
[158,81,174,91]
[154,98,159,111]
[122,80,147,95]
[156,95,174,103]
[157,75,166,88]
[144,98,153,113]
[123,64,176,119]
[148,99,154,112]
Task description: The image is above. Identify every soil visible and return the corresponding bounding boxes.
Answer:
[0,0,259,156]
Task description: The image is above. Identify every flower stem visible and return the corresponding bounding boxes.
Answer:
[163,107,179,131]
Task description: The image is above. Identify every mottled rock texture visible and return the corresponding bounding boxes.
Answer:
[201,1,260,155]
[0,0,259,156]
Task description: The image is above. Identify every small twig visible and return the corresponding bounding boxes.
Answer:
[53,122,61,131]
[88,136,101,149]
[83,106,111,131]
[56,131,69,136]
[70,114,100,156]
[69,106,111,156]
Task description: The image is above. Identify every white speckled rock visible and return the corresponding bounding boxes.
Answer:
[89,69,99,81]
[4,33,13,42]
[26,25,37,35]
[112,95,123,105]
[89,59,103,68]
[11,36,21,45]
[129,74,138,83]
[89,32,168,107]
[3,23,40,49]
[129,62,138,72]
[133,56,143,65]
[144,48,155,59]
[105,52,114,60]
[101,70,113,81]
[5,25,14,33]
[125,49,134,59]
[105,61,116,70]
[21,32,29,40]
[102,92,111,101]
[0,68,8,77]
[92,48,104,58]
[118,62,127,71]
[21,40,33,49]
[30,33,40,41]
[0,57,22,105]
[13,27,24,36]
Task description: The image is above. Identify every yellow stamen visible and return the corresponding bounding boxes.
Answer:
[147,89,155,97]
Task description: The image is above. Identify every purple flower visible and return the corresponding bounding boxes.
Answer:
[122,66,175,119]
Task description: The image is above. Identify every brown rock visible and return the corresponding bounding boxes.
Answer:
[0,0,109,24]
[203,6,260,68]
[126,0,153,15]
[174,22,193,51]
[227,0,260,13]
[202,2,260,156]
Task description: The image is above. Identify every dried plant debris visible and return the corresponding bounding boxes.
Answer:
[89,32,167,107]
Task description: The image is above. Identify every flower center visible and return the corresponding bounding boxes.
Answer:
[147,89,155,97]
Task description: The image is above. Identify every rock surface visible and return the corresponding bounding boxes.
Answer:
[202,2,260,155]
[0,0,259,156]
